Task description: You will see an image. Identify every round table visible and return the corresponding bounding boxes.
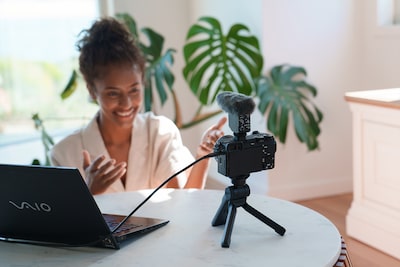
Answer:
[0,189,341,267]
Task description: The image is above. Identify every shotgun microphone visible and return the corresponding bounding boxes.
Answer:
[216,92,255,135]
[216,91,255,116]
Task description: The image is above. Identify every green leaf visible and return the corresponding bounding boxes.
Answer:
[182,16,263,105]
[31,159,41,165]
[186,24,214,39]
[279,106,289,143]
[60,70,78,100]
[116,13,139,39]
[144,72,153,112]
[141,28,164,60]
[154,67,168,105]
[256,64,323,150]
[267,101,279,135]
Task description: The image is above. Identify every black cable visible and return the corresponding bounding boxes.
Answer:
[111,151,222,233]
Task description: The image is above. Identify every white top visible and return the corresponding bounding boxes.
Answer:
[345,88,400,109]
[0,189,342,267]
[50,112,194,192]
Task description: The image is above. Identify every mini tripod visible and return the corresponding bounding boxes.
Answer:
[211,175,286,248]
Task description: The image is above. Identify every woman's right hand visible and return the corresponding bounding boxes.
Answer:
[82,150,126,195]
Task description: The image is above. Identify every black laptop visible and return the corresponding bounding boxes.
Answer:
[0,163,169,249]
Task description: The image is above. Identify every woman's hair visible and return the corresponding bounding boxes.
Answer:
[76,17,145,87]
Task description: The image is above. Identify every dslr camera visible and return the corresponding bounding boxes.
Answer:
[214,92,276,178]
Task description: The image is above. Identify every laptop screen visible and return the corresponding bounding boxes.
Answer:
[0,164,111,245]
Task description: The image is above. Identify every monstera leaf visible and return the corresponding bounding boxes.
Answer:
[140,28,175,112]
[256,65,323,150]
[183,16,263,105]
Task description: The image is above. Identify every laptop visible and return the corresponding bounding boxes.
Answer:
[0,163,169,249]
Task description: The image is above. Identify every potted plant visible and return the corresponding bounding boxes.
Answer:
[33,12,322,165]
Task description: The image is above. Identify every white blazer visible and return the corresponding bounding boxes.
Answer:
[50,112,194,193]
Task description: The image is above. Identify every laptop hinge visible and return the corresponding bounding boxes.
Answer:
[99,235,120,249]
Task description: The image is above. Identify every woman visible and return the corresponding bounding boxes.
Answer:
[50,17,226,195]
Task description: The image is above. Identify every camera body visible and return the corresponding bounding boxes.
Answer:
[214,130,276,178]
[214,91,277,179]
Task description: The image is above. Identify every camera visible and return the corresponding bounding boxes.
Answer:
[214,131,276,178]
[211,92,285,248]
[214,92,277,178]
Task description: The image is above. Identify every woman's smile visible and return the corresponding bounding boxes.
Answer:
[114,108,136,120]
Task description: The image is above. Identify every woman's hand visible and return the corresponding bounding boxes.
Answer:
[197,117,227,157]
[82,150,126,195]
[184,117,227,189]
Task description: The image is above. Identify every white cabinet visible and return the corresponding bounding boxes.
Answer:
[345,88,400,260]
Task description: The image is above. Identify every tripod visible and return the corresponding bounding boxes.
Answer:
[211,175,286,248]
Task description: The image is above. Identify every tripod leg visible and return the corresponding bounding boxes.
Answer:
[212,194,229,226]
[221,203,237,248]
[242,203,286,236]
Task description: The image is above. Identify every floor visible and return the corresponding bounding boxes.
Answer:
[296,193,400,267]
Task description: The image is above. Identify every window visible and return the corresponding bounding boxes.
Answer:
[377,0,400,26]
[0,0,100,141]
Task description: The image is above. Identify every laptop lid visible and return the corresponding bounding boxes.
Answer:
[0,164,168,249]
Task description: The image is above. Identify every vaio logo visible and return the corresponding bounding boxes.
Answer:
[8,201,52,212]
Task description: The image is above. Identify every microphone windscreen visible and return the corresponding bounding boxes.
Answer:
[217,92,255,115]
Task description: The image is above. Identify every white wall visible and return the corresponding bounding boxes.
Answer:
[261,0,362,200]
[264,0,400,200]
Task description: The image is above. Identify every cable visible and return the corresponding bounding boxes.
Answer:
[111,151,222,233]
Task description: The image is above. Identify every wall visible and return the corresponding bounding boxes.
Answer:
[261,0,362,200]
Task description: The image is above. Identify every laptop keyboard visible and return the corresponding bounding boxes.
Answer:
[103,214,142,234]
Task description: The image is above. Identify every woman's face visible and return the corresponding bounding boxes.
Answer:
[90,64,143,129]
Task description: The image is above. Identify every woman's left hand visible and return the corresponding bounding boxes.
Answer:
[197,116,227,157]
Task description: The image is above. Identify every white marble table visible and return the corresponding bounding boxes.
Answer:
[0,189,341,267]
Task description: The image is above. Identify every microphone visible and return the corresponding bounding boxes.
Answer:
[216,92,255,136]
[216,92,255,115]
